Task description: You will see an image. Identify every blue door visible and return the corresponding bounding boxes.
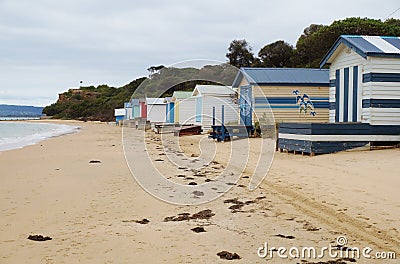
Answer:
[169,102,174,123]
[165,103,175,123]
[239,85,252,126]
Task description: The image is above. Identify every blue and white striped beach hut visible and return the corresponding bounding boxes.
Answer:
[320,35,400,125]
[278,35,400,154]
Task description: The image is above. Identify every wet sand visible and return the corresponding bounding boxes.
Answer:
[0,121,399,263]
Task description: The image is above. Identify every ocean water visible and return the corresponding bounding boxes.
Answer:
[0,122,80,152]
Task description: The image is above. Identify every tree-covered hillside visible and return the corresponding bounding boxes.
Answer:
[136,64,237,98]
[43,17,400,122]
[42,64,236,121]
[42,78,146,121]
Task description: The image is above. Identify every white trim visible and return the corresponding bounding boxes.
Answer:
[362,36,400,54]
[369,108,400,113]
[339,68,344,122]
[329,110,335,123]
[279,133,400,142]
[348,66,353,121]
[358,66,363,122]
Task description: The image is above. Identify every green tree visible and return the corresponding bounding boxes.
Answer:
[226,39,254,68]
[385,18,400,28]
[293,18,400,68]
[258,40,294,67]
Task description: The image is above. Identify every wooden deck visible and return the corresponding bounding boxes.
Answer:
[173,125,202,136]
[278,123,400,155]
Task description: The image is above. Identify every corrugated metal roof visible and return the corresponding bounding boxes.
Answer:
[232,68,329,87]
[320,35,400,67]
[172,91,193,99]
[192,85,234,96]
[146,98,166,105]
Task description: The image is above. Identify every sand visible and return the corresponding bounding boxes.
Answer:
[0,120,399,263]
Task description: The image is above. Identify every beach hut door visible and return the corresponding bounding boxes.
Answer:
[239,85,252,126]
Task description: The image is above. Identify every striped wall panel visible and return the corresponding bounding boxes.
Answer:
[253,86,328,98]
[361,72,400,125]
[330,65,362,123]
[251,85,329,124]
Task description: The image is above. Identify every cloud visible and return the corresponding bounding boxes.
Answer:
[0,0,399,106]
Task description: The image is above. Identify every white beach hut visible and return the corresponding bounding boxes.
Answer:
[146,98,166,123]
[171,91,196,125]
[192,85,238,131]
[124,102,132,120]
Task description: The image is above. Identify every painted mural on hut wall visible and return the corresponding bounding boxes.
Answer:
[293,90,317,116]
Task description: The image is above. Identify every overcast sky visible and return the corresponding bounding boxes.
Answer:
[0,0,399,106]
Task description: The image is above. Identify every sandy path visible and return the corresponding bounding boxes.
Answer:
[0,121,398,263]
[267,149,400,254]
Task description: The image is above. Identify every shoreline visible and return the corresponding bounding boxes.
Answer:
[0,122,398,263]
[0,120,82,153]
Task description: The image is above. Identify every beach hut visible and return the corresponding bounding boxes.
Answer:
[320,35,400,125]
[146,98,166,123]
[232,68,330,124]
[124,102,132,120]
[192,85,238,131]
[171,91,196,125]
[114,108,125,125]
[164,97,175,123]
[130,99,141,119]
[278,35,400,154]
[139,98,147,119]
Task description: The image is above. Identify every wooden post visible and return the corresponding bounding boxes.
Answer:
[221,105,225,142]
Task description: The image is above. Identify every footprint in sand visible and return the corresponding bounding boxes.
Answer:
[356,215,370,221]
